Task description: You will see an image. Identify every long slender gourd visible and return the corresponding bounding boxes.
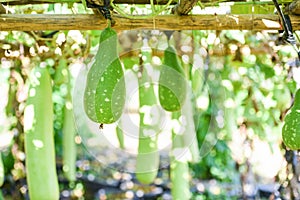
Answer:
[171,111,191,200]
[136,45,160,184]
[180,87,200,163]
[136,69,160,184]
[24,65,59,200]
[62,69,77,182]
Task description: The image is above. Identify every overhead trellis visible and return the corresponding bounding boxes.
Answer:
[0,0,300,31]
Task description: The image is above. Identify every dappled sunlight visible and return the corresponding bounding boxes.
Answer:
[32,140,44,149]
[262,19,281,29]
[28,88,36,97]
[172,147,192,162]
[251,137,284,179]
[23,105,35,132]
[228,15,240,25]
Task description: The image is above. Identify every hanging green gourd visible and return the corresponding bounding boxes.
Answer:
[136,41,160,184]
[84,20,125,124]
[158,36,186,112]
[282,88,300,150]
[136,74,160,184]
[62,68,77,182]
[24,64,59,200]
[181,88,200,163]
[170,111,191,200]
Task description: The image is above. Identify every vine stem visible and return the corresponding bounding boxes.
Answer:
[110,0,173,19]
[150,0,156,13]
[107,18,111,28]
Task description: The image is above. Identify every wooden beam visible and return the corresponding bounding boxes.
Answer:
[0,0,176,5]
[0,0,251,5]
[119,45,275,59]
[2,0,292,5]
[0,14,293,31]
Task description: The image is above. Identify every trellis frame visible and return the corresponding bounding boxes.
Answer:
[0,0,300,31]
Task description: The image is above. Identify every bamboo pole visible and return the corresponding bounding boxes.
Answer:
[0,0,256,5]
[3,0,291,4]
[0,14,290,31]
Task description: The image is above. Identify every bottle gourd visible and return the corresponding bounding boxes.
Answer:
[159,46,186,112]
[84,27,125,124]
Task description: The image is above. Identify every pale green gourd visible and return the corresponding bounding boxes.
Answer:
[62,69,77,182]
[84,27,126,124]
[171,111,191,200]
[136,79,160,183]
[24,65,59,200]
[136,47,159,184]
[159,46,186,112]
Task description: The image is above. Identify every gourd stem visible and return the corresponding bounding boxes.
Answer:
[107,19,111,28]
